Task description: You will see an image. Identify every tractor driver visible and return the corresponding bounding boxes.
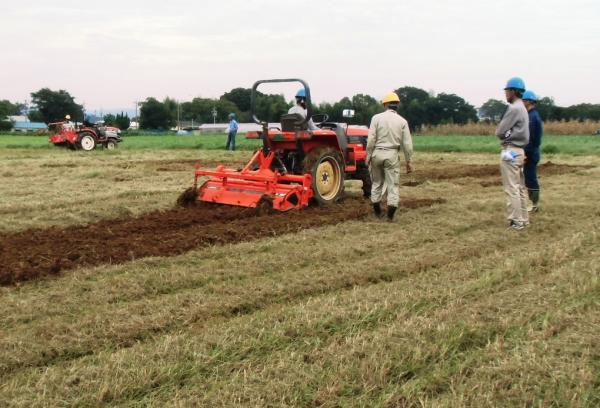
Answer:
[63,115,75,130]
[288,89,318,131]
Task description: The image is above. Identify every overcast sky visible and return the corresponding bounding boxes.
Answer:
[1,0,599,114]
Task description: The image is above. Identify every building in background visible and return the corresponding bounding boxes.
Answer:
[7,116,47,132]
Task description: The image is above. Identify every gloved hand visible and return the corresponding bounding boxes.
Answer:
[501,150,518,161]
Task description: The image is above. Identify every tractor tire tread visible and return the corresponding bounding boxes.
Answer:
[302,147,345,205]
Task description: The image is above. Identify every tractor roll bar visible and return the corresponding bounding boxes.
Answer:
[251,78,312,126]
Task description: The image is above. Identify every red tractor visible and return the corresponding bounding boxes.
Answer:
[49,120,123,151]
[188,78,371,211]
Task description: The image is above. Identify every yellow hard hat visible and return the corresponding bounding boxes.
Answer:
[382,92,400,104]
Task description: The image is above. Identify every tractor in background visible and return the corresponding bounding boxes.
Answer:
[49,119,122,151]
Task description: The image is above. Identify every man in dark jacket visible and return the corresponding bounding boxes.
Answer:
[522,90,543,212]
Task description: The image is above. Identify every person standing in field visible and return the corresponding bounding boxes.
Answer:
[225,113,238,151]
[367,92,413,222]
[522,90,543,212]
[495,77,530,231]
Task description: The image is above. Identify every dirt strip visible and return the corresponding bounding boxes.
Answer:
[0,162,588,285]
[415,161,590,181]
[0,197,444,285]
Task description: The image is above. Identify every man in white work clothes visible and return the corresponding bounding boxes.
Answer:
[366,92,413,221]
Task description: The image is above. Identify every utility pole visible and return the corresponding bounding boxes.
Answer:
[177,101,181,130]
[133,101,139,129]
[212,107,217,125]
[22,99,29,118]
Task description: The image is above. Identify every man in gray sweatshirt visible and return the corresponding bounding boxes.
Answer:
[495,77,530,230]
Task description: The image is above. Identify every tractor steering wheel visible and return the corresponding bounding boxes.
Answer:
[311,114,329,125]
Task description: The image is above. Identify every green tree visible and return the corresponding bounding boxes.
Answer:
[221,88,292,123]
[395,86,433,130]
[28,110,45,122]
[0,100,22,130]
[395,87,430,105]
[479,99,507,122]
[101,112,130,129]
[217,98,243,121]
[163,97,178,123]
[222,88,253,112]
[255,93,290,122]
[114,112,131,130]
[536,97,556,121]
[139,98,174,130]
[29,88,84,124]
[0,100,24,118]
[103,113,117,126]
[433,93,478,124]
[0,120,13,131]
[317,95,380,126]
[349,94,380,125]
[565,104,600,121]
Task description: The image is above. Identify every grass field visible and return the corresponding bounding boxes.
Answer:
[2,132,600,155]
[0,141,599,406]
[0,132,263,151]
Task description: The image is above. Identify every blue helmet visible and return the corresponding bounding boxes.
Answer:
[295,88,306,99]
[504,77,526,91]
[228,112,236,120]
[522,90,538,102]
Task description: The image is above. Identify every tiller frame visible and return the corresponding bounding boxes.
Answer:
[193,149,313,211]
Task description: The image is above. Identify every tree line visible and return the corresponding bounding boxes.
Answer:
[479,97,600,123]
[2,87,600,132]
[0,89,129,131]
[140,86,480,131]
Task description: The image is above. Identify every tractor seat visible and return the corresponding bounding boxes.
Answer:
[280,113,308,132]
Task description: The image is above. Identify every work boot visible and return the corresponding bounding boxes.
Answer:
[509,220,526,231]
[531,190,540,212]
[387,206,397,222]
[373,202,383,218]
[528,190,540,212]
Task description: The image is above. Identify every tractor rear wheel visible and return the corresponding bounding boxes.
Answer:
[303,147,345,205]
[77,133,96,151]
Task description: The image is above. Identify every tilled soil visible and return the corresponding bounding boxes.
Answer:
[415,161,591,181]
[0,161,589,286]
[0,197,444,285]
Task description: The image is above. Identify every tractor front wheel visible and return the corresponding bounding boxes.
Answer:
[78,133,96,151]
[106,140,117,150]
[303,147,345,205]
